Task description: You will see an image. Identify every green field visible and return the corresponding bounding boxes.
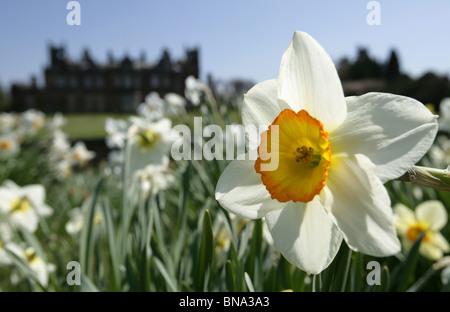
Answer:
[55,109,241,140]
[57,114,131,140]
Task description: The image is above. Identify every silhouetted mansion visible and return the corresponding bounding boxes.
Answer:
[11,46,199,113]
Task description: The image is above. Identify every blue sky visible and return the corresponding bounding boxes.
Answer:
[1,0,450,90]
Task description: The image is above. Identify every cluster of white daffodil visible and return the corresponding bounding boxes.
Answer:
[0,109,47,159]
[103,91,187,197]
[0,109,96,182]
[102,76,227,196]
[0,109,97,288]
[48,133,96,182]
[0,180,54,287]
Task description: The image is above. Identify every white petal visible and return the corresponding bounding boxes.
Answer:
[30,257,49,287]
[2,180,20,190]
[420,243,444,261]
[330,92,438,183]
[10,209,38,233]
[152,117,172,135]
[415,200,448,231]
[5,242,24,258]
[22,185,45,205]
[265,198,343,275]
[0,190,16,213]
[35,204,53,217]
[278,31,346,132]
[128,144,169,177]
[241,79,280,130]
[324,154,401,256]
[393,203,416,236]
[429,232,450,253]
[215,157,286,219]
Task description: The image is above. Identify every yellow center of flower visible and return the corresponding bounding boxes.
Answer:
[64,165,72,177]
[406,223,430,243]
[255,109,331,203]
[32,119,43,130]
[10,197,31,214]
[24,248,38,264]
[0,139,11,151]
[0,241,3,249]
[137,129,159,148]
[216,229,230,251]
[73,151,80,160]
[93,213,101,225]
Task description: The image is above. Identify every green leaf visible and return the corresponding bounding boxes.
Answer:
[194,209,214,291]
[102,199,121,291]
[225,260,236,292]
[349,252,364,291]
[406,267,436,292]
[392,232,425,291]
[379,265,390,292]
[177,162,191,230]
[80,274,100,292]
[79,178,103,277]
[245,219,263,286]
[330,243,352,292]
[154,257,178,292]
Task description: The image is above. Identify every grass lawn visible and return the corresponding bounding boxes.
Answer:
[52,108,241,140]
[56,113,131,140]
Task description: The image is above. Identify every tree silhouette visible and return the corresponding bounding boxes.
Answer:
[385,49,400,80]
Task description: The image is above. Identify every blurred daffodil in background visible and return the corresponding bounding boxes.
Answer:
[394,201,449,261]
[0,180,53,233]
[438,98,450,133]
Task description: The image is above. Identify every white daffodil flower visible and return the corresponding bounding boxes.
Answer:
[49,131,71,161]
[0,180,53,233]
[137,92,165,121]
[51,112,67,131]
[164,92,187,116]
[394,201,449,261]
[185,75,213,106]
[20,109,45,136]
[65,206,103,235]
[53,158,72,181]
[70,141,96,167]
[6,243,54,287]
[428,135,450,167]
[104,150,124,176]
[215,31,438,274]
[127,116,174,176]
[0,134,20,158]
[65,207,84,235]
[134,163,175,196]
[0,112,18,134]
[105,117,128,149]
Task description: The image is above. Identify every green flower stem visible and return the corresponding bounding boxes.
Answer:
[395,165,450,192]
